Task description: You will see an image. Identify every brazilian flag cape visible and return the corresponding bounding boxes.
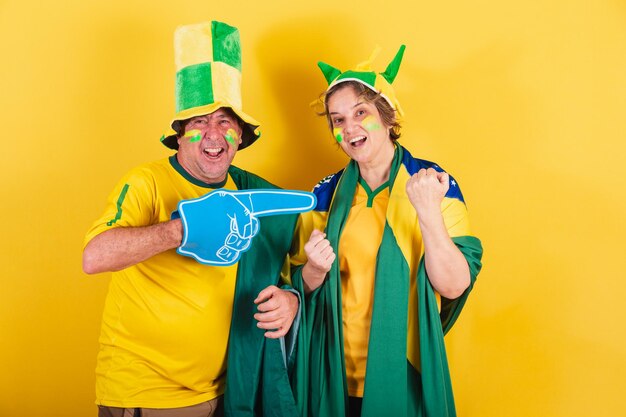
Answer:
[223,166,301,417]
[290,145,483,417]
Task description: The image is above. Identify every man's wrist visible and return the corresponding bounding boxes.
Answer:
[167,218,184,247]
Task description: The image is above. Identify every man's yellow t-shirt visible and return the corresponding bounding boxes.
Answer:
[84,156,238,408]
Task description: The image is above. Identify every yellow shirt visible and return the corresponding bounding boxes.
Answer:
[84,156,238,408]
[292,153,473,398]
[339,179,389,397]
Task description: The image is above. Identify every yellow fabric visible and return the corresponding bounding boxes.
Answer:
[292,160,472,393]
[373,77,404,119]
[339,183,389,397]
[212,62,243,109]
[354,46,381,72]
[162,21,261,150]
[164,100,261,136]
[387,168,471,371]
[290,210,329,268]
[84,158,239,408]
[163,100,261,146]
[322,46,406,118]
[174,22,214,72]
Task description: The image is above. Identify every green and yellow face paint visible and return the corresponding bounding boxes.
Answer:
[184,129,202,143]
[333,127,344,143]
[362,115,382,131]
[224,128,240,146]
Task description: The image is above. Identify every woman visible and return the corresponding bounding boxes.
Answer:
[291,46,483,417]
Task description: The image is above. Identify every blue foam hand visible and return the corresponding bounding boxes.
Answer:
[175,189,317,266]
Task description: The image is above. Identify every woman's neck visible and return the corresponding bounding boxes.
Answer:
[358,141,396,190]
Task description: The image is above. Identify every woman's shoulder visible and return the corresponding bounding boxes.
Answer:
[400,146,465,203]
[312,169,344,191]
[399,146,446,175]
[311,169,345,212]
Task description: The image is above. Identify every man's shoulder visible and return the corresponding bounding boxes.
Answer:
[105,157,179,197]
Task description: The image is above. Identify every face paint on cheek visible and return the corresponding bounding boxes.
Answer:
[224,128,239,146]
[184,129,202,143]
[333,127,343,143]
[362,115,382,131]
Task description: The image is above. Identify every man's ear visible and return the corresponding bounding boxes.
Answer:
[237,123,245,143]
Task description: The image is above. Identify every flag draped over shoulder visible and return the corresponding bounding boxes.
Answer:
[223,166,301,417]
[291,145,483,417]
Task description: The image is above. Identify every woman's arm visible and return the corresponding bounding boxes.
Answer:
[301,229,335,294]
[406,168,470,299]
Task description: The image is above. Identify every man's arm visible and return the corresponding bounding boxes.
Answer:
[82,219,183,274]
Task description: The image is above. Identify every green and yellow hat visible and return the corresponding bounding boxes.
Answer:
[317,45,406,117]
[160,21,260,150]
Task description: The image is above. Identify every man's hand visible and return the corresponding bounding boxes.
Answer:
[302,229,334,294]
[253,285,299,339]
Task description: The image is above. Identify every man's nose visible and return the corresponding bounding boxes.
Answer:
[203,123,222,139]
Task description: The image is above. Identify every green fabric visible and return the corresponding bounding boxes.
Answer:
[358,177,390,208]
[318,61,342,85]
[223,165,300,417]
[337,70,376,88]
[106,183,130,226]
[361,222,411,415]
[417,235,482,417]
[175,63,214,112]
[168,155,227,188]
[212,21,242,71]
[291,147,483,417]
[380,45,406,84]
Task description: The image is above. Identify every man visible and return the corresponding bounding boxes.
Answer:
[83,21,304,417]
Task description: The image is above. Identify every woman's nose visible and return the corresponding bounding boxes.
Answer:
[343,118,357,135]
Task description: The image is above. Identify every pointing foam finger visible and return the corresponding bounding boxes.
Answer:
[243,190,317,217]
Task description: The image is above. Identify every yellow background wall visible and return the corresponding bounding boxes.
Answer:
[1,0,624,415]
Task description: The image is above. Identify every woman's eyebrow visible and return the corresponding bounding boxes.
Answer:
[330,102,366,114]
